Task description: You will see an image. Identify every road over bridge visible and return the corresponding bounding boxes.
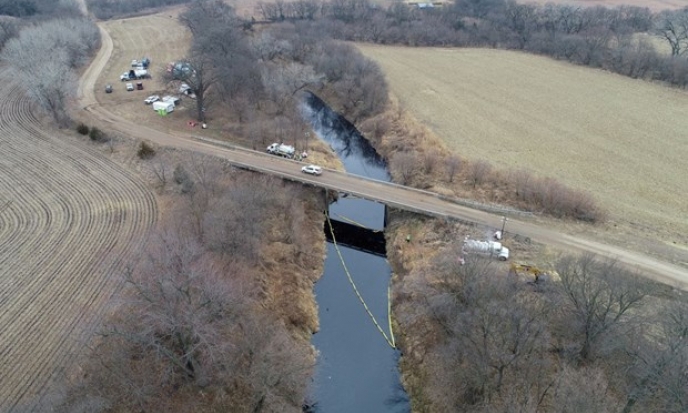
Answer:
[78,24,688,290]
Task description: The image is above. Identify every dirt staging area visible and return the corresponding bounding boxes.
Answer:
[95,12,192,133]
[0,68,157,410]
[356,44,688,262]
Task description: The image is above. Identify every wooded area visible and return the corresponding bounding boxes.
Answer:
[1,0,686,411]
[387,215,688,413]
[54,153,326,412]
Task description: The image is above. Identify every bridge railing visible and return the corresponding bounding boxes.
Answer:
[191,135,535,218]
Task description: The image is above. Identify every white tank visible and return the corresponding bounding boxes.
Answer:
[463,239,509,261]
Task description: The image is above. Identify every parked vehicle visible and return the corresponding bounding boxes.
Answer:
[144,95,160,104]
[126,83,134,91]
[136,82,144,90]
[152,100,174,113]
[134,69,149,79]
[161,95,180,106]
[301,165,322,176]
[122,69,149,81]
[105,84,113,93]
[462,237,510,261]
[178,83,196,99]
[266,143,295,158]
[133,58,151,68]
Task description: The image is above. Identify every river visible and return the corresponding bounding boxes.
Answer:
[302,92,410,413]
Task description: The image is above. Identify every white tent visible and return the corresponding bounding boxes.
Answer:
[152,100,174,114]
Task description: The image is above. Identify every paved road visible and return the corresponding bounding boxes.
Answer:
[77,24,688,290]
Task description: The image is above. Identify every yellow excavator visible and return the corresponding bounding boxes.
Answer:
[509,263,559,283]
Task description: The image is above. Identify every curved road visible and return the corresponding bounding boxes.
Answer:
[79,25,688,290]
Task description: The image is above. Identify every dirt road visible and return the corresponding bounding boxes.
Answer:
[0,65,157,410]
[80,22,688,288]
[78,23,688,292]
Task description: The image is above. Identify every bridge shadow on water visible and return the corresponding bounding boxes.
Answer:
[325,215,386,257]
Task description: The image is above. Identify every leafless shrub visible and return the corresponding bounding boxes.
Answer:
[173,164,194,192]
[422,149,440,175]
[507,169,605,222]
[390,151,417,185]
[467,159,493,188]
[551,365,618,412]
[359,114,391,143]
[445,155,462,183]
[137,141,156,160]
[150,158,168,188]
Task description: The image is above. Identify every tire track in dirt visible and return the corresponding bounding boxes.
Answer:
[0,67,157,412]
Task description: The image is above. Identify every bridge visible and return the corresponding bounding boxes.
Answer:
[76,26,688,289]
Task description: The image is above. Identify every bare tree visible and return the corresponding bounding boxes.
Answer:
[467,159,492,188]
[176,0,255,122]
[0,18,99,126]
[427,255,551,409]
[501,2,539,49]
[445,154,461,183]
[58,223,311,412]
[620,300,688,413]
[261,61,323,115]
[22,50,77,127]
[655,8,688,57]
[553,254,647,362]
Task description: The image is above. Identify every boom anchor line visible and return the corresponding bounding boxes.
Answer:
[326,213,396,349]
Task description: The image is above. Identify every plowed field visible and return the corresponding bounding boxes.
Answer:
[0,68,157,411]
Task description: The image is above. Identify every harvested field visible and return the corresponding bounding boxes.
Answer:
[0,68,157,410]
[355,45,688,258]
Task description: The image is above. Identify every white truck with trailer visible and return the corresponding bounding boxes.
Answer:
[121,69,150,81]
[266,143,295,158]
[462,237,510,261]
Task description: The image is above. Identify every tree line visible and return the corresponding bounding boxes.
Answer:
[86,0,192,20]
[0,17,100,126]
[256,0,688,88]
[168,0,387,143]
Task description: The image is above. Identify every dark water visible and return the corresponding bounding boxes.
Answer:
[302,92,410,413]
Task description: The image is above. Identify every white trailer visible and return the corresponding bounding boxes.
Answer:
[133,69,149,79]
[266,143,295,158]
[462,237,510,261]
[152,100,174,113]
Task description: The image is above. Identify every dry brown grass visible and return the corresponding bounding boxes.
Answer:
[356,44,688,261]
[98,14,191,128]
